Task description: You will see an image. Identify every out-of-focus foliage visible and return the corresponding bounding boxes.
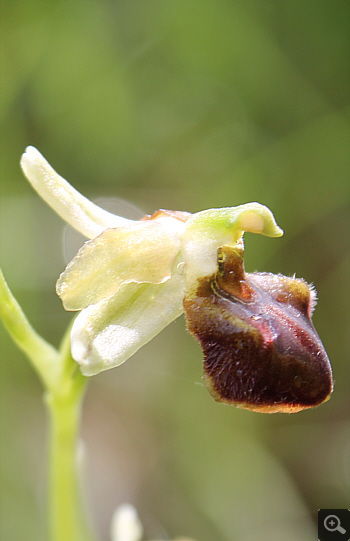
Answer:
[0,1,349,540]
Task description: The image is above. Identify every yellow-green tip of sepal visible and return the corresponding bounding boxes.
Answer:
[235,202,284,238]
[186,202,283,243]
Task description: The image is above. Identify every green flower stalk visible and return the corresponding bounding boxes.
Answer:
[0,270,92,541]
[0,268,59,390]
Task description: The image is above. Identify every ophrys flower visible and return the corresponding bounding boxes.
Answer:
[21,146,333,412]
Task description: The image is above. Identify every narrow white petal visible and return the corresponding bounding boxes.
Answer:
[71,274,185,376]
[20,146,134,238]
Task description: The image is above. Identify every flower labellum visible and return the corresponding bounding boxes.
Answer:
[184,245,333,413]
[20,146,333,412]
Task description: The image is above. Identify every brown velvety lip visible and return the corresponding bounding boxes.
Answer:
[184,246,333,413]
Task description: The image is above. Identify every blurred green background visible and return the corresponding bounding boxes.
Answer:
[0,1,349,540]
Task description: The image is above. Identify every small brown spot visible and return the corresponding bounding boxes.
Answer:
[141,209,192,223]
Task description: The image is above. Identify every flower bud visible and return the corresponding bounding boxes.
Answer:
[184,245,333,413]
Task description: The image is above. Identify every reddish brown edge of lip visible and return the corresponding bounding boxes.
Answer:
[203,373,332,413]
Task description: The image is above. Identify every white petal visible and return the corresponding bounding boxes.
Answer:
[71,273,185,376]
[110,504,143,541]
[20,146,133,238]
[57,220,182,310]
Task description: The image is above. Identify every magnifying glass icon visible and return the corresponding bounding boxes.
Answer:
[324,515,346,534]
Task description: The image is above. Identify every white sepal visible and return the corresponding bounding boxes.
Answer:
[20,146,133,239]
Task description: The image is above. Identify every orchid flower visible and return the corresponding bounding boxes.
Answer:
[21,146,333,413]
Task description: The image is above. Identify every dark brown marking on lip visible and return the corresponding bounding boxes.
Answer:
[184,245,333,413]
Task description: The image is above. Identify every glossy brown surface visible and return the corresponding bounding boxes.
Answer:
[184,246,333,413]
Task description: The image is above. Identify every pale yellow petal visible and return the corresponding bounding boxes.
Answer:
[71,275,185,375]
[57,220,181,311]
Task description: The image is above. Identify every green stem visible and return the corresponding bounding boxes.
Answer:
[0,269,60,390]
[0,269,96,541]
[46,372,94,541]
